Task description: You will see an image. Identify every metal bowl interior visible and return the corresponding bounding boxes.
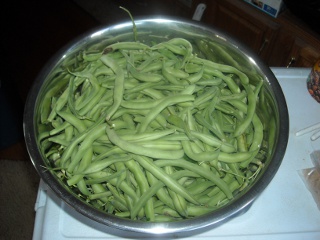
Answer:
[23,18,289,235]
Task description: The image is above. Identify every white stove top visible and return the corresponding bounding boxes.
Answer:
[33,68,320,240]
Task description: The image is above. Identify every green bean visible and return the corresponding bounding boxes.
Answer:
[191,56,249,86]
[89,191,112,200]
[154,206,180,218]
[124,81,162,94]
[137,140,182,151]
[186,107,198,132]
[137,94,195,133]
[166,38,192,67]
[155,159,233,199]
[120,113,135,130]
[166,114,195,141]
[47,86,69,122]
[71,72,100,112]
[165,65,190,79]
[186,65,204,83]
[106,119,127,130]
[207,173,233,197]
[207,180,240,207]
[129,65,163,82]
[113,162,127,188]
[145,171,175,210]
[162,60,181,85]
[206,40,242,70]
[47,135,70,147]
[152,40,185,56]
[56,111,87,133]
[140,61,163,73]
[189,139,206,153]
[184,177,204,190]
[77,178,91,196]
[219,91,247,101]
[227,99,264,167]
[204,67,240,94]
[78,154,131,175]
[106,126,184,159]
[184,62,202,73]
[217,151,254,163]
[164,166,188,217]
[187,205,218,217]
[106,183,128,210]
[227,163,245,184]
[40,73,69,123]
[136,52,162,70]
[64,125,74,142]
[237,134,248,152]
[267,116,277,157]
[104,41,149,52]
[194,113,226,142]
[179,84,196,95]
[233,83,257,137]
[110,108,149,120]
[67,173,84,187]
[190,131,236,153]
[114,211,131,218]
[85,169,125,185]
[140,88,164,100]
[119,129,176,143]
[76,146,93,173]
[194,86,219,107]
[254,79,264,98]
[125,160,154,221]
[132,155,199,205]
[78,87,107,116]
[94,64,114,77]
[186,179,215,196]
[121,98,162,109]
[215,102,243,120]
[82,50,103,62]
[132,169,199,218]
[88,171,139,202]
[195,39,218,63]
[196,78,223,86]
[92,146,125,161]
[67,124,106,173]
[100,55,125,120]
[240,125,263,168]
[91,183,110,203]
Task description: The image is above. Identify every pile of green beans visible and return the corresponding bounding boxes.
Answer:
[38,36,273,222]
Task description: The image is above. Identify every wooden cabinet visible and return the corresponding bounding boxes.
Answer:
[267,12,320,67]
[267,31,320,67]
[196,0,280,63]
[191,0,320,67]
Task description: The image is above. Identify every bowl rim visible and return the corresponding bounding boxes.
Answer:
[23,17,289,235]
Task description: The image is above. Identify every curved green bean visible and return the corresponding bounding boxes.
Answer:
[154,159,233,199]
[132,155,199,205]
[106,126,184,159]
[100,55,125,120]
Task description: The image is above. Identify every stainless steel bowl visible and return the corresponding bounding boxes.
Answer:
[24,18,289,236]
